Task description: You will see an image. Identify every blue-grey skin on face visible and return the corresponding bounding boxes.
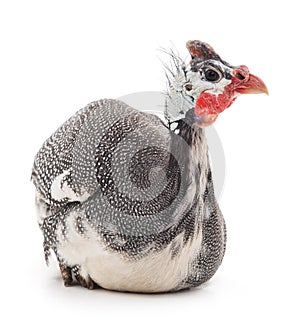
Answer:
[32,40,267,292]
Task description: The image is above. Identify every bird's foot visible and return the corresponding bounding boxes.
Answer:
[59,263,73,287]
[58,263,96,289]
[72,265,95,290]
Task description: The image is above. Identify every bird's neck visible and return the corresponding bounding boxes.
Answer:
[169,118,209,187]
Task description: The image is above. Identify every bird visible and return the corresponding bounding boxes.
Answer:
[31,40,268,293]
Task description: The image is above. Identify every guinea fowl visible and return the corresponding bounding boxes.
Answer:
[32,40,268,293]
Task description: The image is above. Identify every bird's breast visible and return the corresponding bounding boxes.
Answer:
[56,211,203,293]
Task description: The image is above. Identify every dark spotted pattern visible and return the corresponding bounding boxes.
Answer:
[32,99,226,291]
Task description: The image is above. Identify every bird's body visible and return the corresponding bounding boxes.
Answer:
[32,40,267,292]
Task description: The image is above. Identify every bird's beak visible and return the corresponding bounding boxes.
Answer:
[234,72,269,95]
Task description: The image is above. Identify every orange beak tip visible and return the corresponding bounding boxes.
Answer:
[264,87,269,96]
[236,73,268,96]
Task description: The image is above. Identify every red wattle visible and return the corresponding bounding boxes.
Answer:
[195,89,236,116]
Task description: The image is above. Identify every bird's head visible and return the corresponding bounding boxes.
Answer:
[165,40,268,126]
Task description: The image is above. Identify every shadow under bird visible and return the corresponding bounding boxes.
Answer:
[31,40,268,293]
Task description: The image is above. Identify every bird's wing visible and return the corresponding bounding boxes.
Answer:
[32,99,171,209]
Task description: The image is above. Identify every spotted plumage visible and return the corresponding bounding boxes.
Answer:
[32,40,267,292]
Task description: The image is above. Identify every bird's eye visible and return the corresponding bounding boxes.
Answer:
[204,68,221,82]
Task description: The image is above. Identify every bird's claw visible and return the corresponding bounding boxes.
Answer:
[59,263,73,287]
[59,263,96,289]
[72,265,95,289]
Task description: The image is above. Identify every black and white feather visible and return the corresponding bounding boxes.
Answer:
[32,49,226,293]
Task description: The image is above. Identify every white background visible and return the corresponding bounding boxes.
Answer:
[1,0,299,324]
